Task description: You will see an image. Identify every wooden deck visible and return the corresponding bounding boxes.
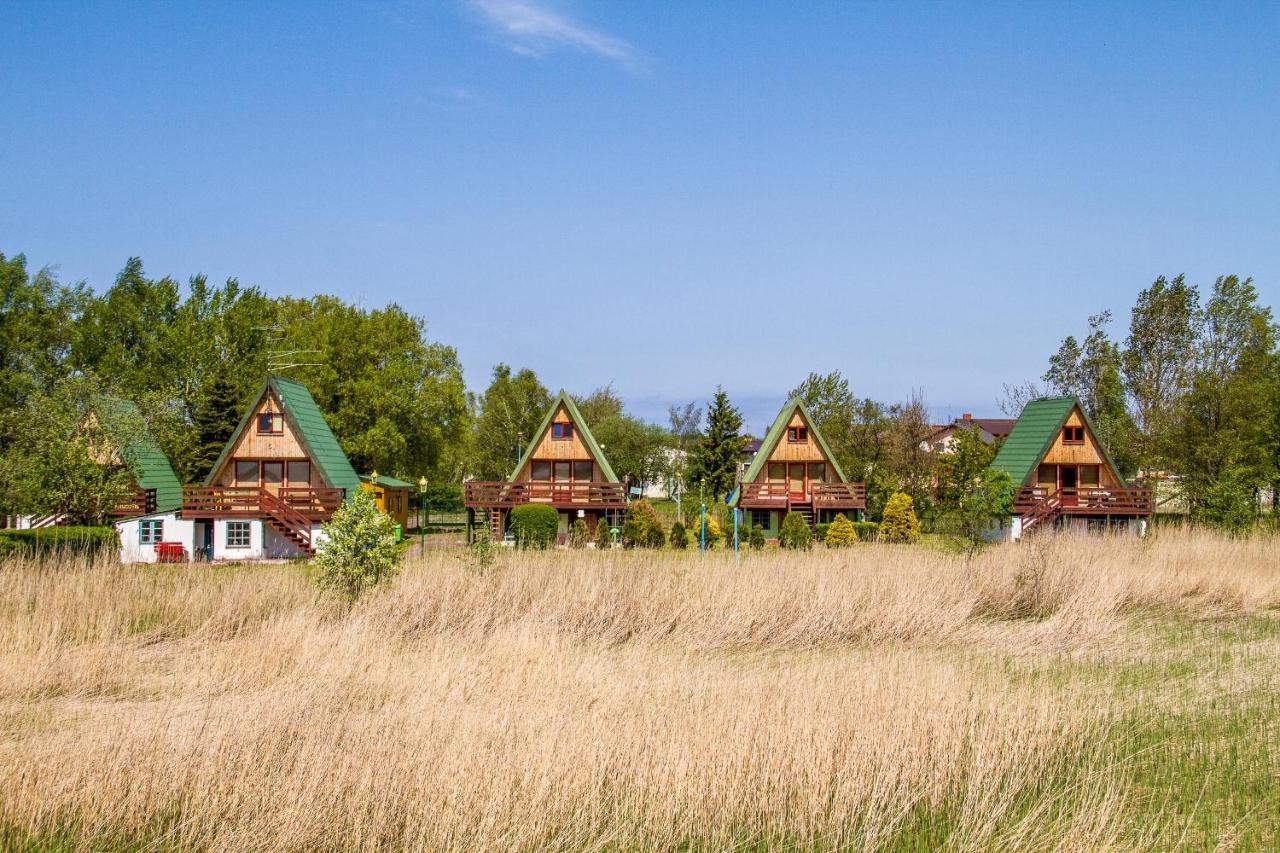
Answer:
[1014,486,1153,517]
[737,481,866,510]
[182,486,345,519]
[463,481,628,510]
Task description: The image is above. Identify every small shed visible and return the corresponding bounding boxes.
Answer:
[361,473,413,529]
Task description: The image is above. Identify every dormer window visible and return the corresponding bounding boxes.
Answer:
[257,413,283,434]
[787,426,808,443]
[1063,426,1084,444]
[552,422,573,440]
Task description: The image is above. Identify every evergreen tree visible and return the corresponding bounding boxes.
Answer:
[687,387,745,501]
[188,359,244,482]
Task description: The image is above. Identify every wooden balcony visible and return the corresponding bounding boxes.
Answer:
[182,486,345,520]
[463,481,628,509]
[109,488,157,517]
[1014,486,1153,516]
[738,481,866,510]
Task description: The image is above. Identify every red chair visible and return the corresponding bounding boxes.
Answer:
[155,542,187,563]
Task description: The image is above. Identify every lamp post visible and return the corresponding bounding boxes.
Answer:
[418,476,428,558]
[700,478,706,554]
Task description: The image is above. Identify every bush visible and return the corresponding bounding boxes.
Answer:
[594,517,615,550]
[778,512,813,550]
[852,521,880,542]
[879,493,921,544]
[669,520,688,549]
[313,489,401,603]
[0,526,117,557]
[622,499,665,548]
[567,518,589,549]
[687,511,722,548]
[824,513,856,547]
[510,504,559,549]
[748,523,765,550]
[814,522,830,542]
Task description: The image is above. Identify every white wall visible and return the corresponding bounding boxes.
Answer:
[214,518,264,560]
[116,512,194,563]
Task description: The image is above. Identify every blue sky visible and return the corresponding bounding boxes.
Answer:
[3,1,1278,431]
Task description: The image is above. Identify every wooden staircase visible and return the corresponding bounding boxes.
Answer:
[1021,492,1062,535]
[791,502,815,530]
[260,489,315,556]
[489,509,504,542]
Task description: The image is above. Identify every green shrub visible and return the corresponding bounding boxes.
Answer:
[814,522,830,542]
[622,498,665,548]
[748,523,766,550]
[0,526,117,557]
[879,493,921,544]
[852,521,880,542]
[669,520,688,549]
[594,517,615,550]
[313,489,401,603]
[825,513,857,547]
[510,504,559,549]
[778,512,813,550]
[567,518,589,549]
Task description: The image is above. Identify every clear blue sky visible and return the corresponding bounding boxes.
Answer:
[3,1,1278,431]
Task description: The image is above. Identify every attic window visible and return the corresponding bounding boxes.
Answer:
[1063,426,1085,444]
[257,413,283,435]
[787,426,808,443]
[552,422,573,440]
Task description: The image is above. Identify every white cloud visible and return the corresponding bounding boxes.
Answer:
[466,0,644,71]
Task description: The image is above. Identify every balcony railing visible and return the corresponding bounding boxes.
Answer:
[1014,486,1153,516]
[463,481,628,509]
[738,481,866,509]
[182,486,345,519]
[109,488,157,517]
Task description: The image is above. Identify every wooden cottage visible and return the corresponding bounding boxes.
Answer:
[360,472,412,530]
[182,374,360,559]
[731,399,865,537]
[991,396,1152,539]
[464,390,627,542]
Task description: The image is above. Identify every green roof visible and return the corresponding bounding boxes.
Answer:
[97,396,183,514]
[731,399,849,505]
[361,473,414,489]
[202,374,361,497]
[990,396,1126,486]
[508,390,619,483]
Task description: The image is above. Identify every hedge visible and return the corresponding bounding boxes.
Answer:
[0,526,118,557]
[852,521,880,542]
[509,504,559,549]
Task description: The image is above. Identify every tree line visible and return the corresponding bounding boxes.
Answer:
[2,251,1274,529]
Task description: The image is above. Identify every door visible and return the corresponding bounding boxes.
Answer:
[553,462,572,502]
[788,463,806,501]
[1059,465,1078,507]
[261,461,284,496]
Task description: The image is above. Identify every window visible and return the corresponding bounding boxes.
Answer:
[750,510,771,530]
[552,421,573,440]
[573,461,594,482]
[787,426,808,443]
[257,412,282,434]
[808,463,826,483]
[287,460,311,485]
[262,462,283,486]
[139,519,163,545]
[226,521,251,548]
[553,461,571,482]
[235,461,259,485]
[1063,426,1085,444]
[767,462,786,482]
[531,461,552,481]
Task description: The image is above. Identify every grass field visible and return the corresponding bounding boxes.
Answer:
[2,531,1279,850]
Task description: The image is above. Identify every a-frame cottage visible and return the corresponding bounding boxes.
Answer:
[991,396,1152,540]
[182,374,360,559]
[464,391,627,542]
[731,399,865,538]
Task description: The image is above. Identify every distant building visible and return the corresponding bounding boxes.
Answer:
[926,413,1016,453]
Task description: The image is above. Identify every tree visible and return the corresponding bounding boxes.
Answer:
[879,493,921,544]
[883,391,936,513]
[687,387,745,501]
[188,358,244,482]
[567,518,589,549]
[825,513,856,547]
[748,523,765,549]
[621,498,665,548]
[1123,274,1202,464]
[593,415,670,488]
[471,364,551,481]
[778,512,812,550]
[594,517,615,550]
[933,422,997,511]
[946,468,1014,557]
[312,488,401,603]
[576,383,624,426]
[788,371,857,476]
[669,520,688,549]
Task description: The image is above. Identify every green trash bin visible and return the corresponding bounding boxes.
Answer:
[393,524,403,542]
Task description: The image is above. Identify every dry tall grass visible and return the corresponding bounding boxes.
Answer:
[2,531,1278,850]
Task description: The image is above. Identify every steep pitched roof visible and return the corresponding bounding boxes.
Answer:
[738,399,849,486]
[990,396,1126,486]
[202,374,360,496]
[508,390,619,483]
[97,396,182,514]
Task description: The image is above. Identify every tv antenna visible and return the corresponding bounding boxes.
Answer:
[256,326,322,374]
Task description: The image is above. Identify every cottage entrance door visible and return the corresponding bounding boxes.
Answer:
[1059,466,1079,507]
[788,464,806,501]
[261,461,284,496]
